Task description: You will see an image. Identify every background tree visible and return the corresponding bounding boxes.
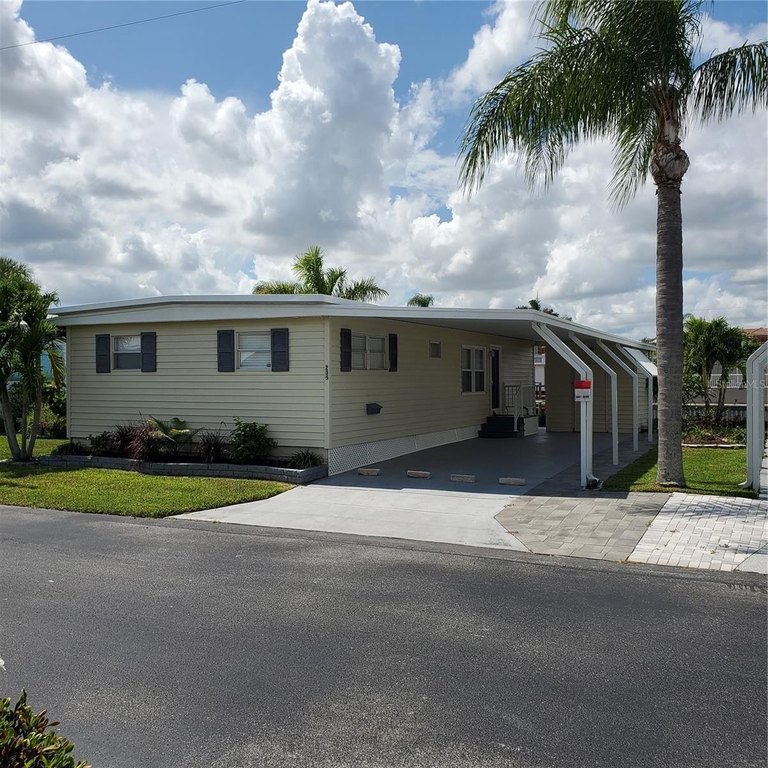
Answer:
[253,246,388,303]
[407,293,434,307]
[517,297,573,320]
[0,257,63,461]
[459,0,768,486]
[684,316,759,424]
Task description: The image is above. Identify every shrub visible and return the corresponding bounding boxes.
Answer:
[125,423,163,461]
[200,429,227,464]
[88,430,119,456]
[229,419,276,464]
[39,403,67,438]
[0,689,91,768]
[51,441,89,456]
[288,448,324,469]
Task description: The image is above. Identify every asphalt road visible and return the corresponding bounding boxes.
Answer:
[1,505,766,768]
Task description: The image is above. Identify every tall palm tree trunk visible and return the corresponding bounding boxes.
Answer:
[0,386,21,461]
[653,134,689,486]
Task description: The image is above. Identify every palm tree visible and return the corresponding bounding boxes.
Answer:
[0,257,63,461]
[407,293,434,307]
[459,0,768,486]
[685,316,760,424]
[253,246,388,303]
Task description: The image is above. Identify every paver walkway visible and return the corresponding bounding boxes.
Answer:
[495,492,667,561]
[629,493,768,572]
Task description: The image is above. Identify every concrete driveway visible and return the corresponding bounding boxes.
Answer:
[179,433,614,549]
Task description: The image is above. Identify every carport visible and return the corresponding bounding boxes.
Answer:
[373,308,657,488]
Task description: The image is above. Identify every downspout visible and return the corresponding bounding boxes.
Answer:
[569,334,619,466]
[596,341,639,452]
[534,322,597,487]
[740,341,768,491]
[618,346,654,443]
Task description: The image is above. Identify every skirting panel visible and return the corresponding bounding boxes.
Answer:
[328,425,480,475]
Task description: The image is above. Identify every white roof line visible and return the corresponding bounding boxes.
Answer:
[51,294,654,350]
[53,293,360,314]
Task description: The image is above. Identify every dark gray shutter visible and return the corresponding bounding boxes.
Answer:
[340,328,352,372]
[270,328,289,372]
[217,330,235,372]
[140,332,157,372]
[388,333,398,372]
[95,334,111,373]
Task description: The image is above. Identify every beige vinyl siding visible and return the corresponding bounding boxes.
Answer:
[544,350,575,432]
[68,319,326,451]
[328,317,533,448]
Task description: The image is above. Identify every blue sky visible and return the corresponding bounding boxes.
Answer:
[2,0,767,337]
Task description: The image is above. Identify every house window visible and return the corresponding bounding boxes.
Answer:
[461,346,485,393]
[113,335,141,370]
[238,332,271,370]
[728,372,744,388]
[708,373,721,388]
[429,341,442,359]
[352,333,386,370]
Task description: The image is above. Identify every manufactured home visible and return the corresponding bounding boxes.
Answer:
[52,295,656,484]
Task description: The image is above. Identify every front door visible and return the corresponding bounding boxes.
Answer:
[490,348,501,412]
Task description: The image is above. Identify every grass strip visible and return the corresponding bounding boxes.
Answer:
[0,463,291,517]
[602,446,757,499]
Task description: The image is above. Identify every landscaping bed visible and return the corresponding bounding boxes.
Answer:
[602,446,757,499]
[38,454,327,484]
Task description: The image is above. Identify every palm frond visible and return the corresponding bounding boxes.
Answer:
[460,24,647,194]
[407,293,434,307]
[608,99,658,207]
[325,267,348,297]
[688,41,768,122]
[338,278,388,303]
[292,246,327,293]
[252,280,303,295]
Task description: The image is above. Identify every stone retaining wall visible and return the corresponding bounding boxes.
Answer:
[38,455,327,484]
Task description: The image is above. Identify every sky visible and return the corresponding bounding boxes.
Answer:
[1,0,766,339]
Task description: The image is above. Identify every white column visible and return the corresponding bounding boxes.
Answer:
[741,341,768,491]
[618,346,654,443]
[534,322,596,487]
[569,334,619,466]
[596,340,639,452]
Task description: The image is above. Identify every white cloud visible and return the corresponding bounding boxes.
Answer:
[444,0,535,105]
[0,0,765,342]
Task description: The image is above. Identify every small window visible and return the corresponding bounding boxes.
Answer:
[238,332,271,370]
[429,341,442,359]
[728,373,743,388]
[461,345,485,393]
[352,333,386,370]
[113,335,141,370]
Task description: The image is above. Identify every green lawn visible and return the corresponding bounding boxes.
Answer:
[0,437,68,460]
[602,447,757,499]
[0,463,292,517]
[0,435,291,516]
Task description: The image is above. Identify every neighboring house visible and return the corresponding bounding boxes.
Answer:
[52,295,655,477]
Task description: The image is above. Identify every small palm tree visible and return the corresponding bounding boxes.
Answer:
[0,257,63,460]
[460,0,768,486]
[254,246,388,303]
[407,293,434,307]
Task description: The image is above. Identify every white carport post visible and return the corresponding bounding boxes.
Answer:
[534,322,596,487]
[618,346,654,443]
[569,334,619,466]
[597,340,639,452]
[740,341,768,491]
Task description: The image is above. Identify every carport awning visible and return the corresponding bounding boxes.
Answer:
[622,347,658,377]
